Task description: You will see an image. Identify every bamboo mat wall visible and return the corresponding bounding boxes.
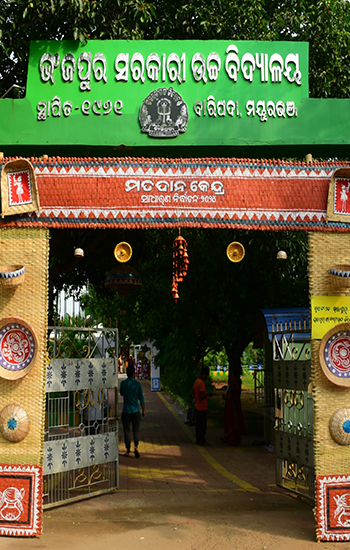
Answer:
[309,232,350,475]
[0,228,49,465]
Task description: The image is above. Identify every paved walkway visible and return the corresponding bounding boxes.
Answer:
[118,380,276,495]
[4,379,326,550]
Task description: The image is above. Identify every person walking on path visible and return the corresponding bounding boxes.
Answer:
[193,366,214,446]
[120,364,146,458]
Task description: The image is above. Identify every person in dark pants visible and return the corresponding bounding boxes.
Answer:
[193,366,214,446]
[120,364,146,458]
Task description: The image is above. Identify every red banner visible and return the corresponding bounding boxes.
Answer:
[1,157,348,231]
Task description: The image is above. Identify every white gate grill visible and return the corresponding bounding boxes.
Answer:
[43,326,119,508]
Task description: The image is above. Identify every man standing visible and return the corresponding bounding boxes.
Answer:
[120,364,145,458]
[193,366,213,446]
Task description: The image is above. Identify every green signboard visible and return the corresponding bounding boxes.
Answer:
[0,40,349,151]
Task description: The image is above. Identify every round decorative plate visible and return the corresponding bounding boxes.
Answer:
[329,264,350,278]
[0,404,30,442]
[329,264,350,288]
[329,408,350,445]
[319,323,350,386]
[114,242,132,263]
[0,317,38,380]
[226,242,245,263]
[0,265,25,289]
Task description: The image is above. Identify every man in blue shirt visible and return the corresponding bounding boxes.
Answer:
[120,364,146,458]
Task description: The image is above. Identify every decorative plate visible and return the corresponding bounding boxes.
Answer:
[0,404,30,442]
[226,242,245,263]
[0,265,25,288]
[114,242,132,263]
[329,264,350,288]
[329,408,350,445]
[0,318,38,380]
[319,323,350,386]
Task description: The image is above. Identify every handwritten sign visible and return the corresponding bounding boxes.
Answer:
[311,296,350,339]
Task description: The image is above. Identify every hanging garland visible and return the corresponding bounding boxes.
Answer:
[172,233,189,302]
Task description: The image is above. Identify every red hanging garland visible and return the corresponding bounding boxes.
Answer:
[172,234,189,302]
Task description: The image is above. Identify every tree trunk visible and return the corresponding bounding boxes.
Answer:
[224,333,250,379]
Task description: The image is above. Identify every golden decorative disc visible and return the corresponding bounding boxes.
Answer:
[114,242,132,263]
[226,242,245,263]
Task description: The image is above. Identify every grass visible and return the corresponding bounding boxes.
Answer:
[209,367,256,391]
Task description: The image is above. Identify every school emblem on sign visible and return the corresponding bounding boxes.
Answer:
[139,87,188,138]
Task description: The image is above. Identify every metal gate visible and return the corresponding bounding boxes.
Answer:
[43,325,119,508]
[273,320,314,500]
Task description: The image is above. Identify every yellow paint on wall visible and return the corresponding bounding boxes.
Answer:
[311,296,350,339]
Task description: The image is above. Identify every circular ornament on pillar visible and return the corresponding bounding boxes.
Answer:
[0,317,38,380]
[0,404,30,442]
[319,323,350,387]
[0,265,25,288]
[329,264,350,289]
[329,408,350,445]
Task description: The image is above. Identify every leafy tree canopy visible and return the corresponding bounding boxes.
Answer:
[0,0,349,98]
[1,1,344,396]
[50,227,308,399]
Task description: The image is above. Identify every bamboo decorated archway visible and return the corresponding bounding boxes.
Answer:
[0,154,350,540]
[1,37,350,540]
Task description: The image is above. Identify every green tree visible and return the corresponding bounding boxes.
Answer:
[0,0,155,96]
[51,227,308,400]
[265,0,350,98]
[1,1,345,399]
[0,0,349,98]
